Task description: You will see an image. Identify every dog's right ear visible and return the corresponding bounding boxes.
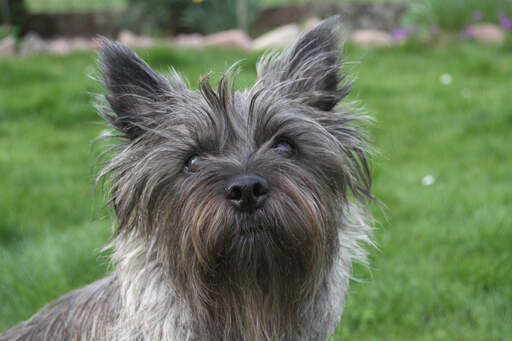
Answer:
[99,40,171,140]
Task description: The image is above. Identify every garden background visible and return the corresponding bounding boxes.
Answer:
[0,0,511,339]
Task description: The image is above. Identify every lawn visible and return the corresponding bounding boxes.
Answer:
[0,42,511,340]
[25,0,411,12]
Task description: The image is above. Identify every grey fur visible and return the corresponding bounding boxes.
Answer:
[0,16,373,341]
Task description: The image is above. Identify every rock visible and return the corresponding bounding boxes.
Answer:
[69,38,93,51]
[118,30,137,46]
[20,32,46,56]
[204,30,252,50]
[303,17,322,32]
[91,37,103,51]
[466,23,505,44]
[48,38,72,55]
[134,36,156,48]
[252,24,300,50]
[172,34,205,48]
[351,29,392,47]
[119,30,156,48]
[30,37,92,55]
[0,36,16,58]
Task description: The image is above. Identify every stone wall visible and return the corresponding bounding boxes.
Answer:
[25,12,118,38]
[23,3,407,39]
[254,3,408,34]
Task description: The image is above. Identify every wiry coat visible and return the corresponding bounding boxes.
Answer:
[0,16,373,341]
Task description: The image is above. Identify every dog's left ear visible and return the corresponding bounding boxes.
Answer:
[257,16,349,111]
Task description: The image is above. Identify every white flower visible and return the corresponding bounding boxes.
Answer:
[440,74,452,85]
[422,175,436,186]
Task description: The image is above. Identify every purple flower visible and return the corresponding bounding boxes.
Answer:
[499,13,512,30]
[429,24,440,35]
[391,26,417,41]
[458,27,470,40]
[472,10,484,20]
[391,28,408,40]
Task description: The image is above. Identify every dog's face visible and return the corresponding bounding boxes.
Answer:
[99,17,371,339]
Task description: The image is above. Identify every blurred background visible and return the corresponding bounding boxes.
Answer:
[0,0,511,340]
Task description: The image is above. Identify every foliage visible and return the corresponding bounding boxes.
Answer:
[183,0,260,35]
[26,0,127,12]
[0,44,511,339]
[402,0,512,31]
[120,0,259,35]
[0,25,19,39]
[0,0,28,34]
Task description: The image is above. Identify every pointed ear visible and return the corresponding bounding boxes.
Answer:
[257,16,349,111]
[99,40,171,140]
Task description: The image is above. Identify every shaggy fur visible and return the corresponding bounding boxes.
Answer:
[0,16,373,341]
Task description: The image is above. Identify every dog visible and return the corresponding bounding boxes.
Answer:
[0,16,373,341]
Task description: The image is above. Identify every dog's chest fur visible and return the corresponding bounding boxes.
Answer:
[108,228,362,341]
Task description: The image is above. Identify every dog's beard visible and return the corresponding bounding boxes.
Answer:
[165,175,339,340]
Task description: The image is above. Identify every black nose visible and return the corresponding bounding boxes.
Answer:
[225,175,269,212]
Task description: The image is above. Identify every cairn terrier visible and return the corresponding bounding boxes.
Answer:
[1,16,373,341]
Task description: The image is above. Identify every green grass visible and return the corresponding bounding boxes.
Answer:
[0,43,511,339]
[25,0,407,13]
[27,0,127,12]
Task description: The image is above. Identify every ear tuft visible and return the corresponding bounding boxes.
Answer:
[99,39,170,139]
[257,16,349,111]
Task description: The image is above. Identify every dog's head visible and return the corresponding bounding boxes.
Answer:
[99,16,372,339]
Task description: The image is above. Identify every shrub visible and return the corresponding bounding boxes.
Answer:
[121,0,260,35]
[0,25,19,39]
[183,0,259,34]
[402,0,512,31]
[0,0,28,35]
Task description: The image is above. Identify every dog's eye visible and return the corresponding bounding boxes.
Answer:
[272,141,295,158]
[184,154,201,173]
